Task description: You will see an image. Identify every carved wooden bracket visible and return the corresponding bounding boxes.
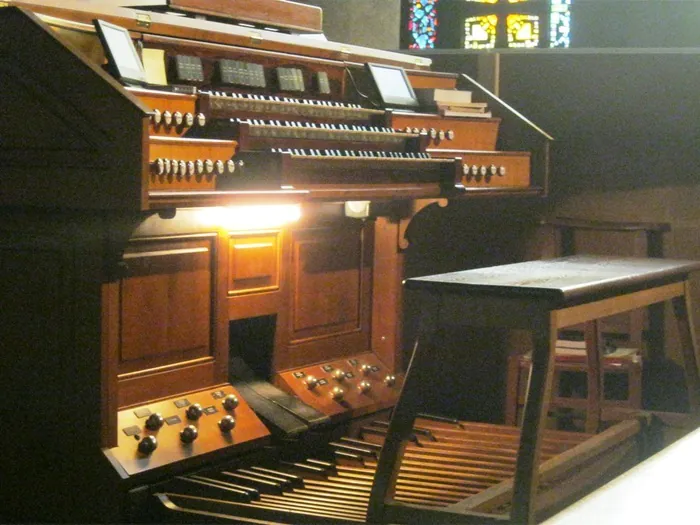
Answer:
[398,198,448,250]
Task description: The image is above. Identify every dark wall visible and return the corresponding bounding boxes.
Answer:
[572,1,700,48]
[496,50,700,197]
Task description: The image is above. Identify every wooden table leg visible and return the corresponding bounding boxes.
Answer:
[511,313,558,524]
[584,320,603,434]
[672,281,700,413]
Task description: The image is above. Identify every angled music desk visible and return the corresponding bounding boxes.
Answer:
[368,256,700,524]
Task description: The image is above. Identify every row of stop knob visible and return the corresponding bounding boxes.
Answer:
[404,126,455,141]
[136,393,239,455]
[305,368,397,401]
[150,157,241,177]
[462,163,507,182]
[151,109,206,129]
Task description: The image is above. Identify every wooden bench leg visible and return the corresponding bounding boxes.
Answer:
[511,313,557,524]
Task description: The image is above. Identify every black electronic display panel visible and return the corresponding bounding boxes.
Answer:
[174,55,205,83]
[219,59,266,88]
[365,63,419,110]
[93,19,147,86]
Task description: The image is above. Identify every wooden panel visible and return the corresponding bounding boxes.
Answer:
[371,216,404,371]
[407,70,459,90]
[127,88,198,137]
[389,112,500,151]
[291,225,363,338]
[0,7,149,211]
[228,231,281,295]
[430,149,531,189]
[7,1,427,70]
[0,214,120,522]
[111,233,229,407]
[170,0,324,33]
[148,136,236,191]
[277,220,373,370]
[118,238,213,370]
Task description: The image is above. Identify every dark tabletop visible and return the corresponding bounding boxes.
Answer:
[404,256,700,303]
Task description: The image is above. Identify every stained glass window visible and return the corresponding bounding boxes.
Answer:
[405,0,571,49]
[407,0,439,49]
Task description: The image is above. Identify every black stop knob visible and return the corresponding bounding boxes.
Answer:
[180,425,198,444]
[222,394,239,411]
[145,413,164,431]
[185,403,203,421]
[137,435,158,455]
[218,415,236,433]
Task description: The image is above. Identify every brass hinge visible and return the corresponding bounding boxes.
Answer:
[135,13,151,28]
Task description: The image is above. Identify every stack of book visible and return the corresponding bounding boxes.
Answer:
[414,88,491,118]
[553,338,640,364]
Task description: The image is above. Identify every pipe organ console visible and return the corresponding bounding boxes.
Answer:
[0,1,555,523]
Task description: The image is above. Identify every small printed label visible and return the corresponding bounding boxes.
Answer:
[122,425,141,437]
[133,407,151,419]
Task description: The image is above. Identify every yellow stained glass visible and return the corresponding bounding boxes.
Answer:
[507,13,539,48]
[464,14,497,49]
[464,0,498,4]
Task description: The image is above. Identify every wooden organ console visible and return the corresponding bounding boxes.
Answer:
[0,0,554,523]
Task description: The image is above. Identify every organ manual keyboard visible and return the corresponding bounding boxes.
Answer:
[0,0,551,522]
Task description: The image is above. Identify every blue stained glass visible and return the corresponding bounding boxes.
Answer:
[550,0,571,48]
[408,0,439,49]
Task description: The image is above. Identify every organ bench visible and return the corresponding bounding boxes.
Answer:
[368,255,700,524]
